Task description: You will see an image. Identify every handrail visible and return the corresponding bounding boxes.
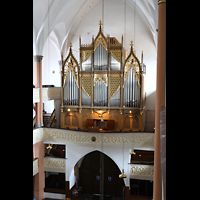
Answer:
[33,104,37,112]
[47,109,56,127]
[33,104,37,128]
[33,115,36,128]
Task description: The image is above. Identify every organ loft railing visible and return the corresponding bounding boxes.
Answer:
[60,21,146,132]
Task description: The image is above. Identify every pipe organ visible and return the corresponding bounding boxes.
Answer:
[60,21,146,132]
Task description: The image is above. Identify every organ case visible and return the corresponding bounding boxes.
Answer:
[60,21,146,132]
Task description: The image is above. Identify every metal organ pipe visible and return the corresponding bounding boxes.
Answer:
[133,70,135,107]
[73,77,74,105]
[71,70,72,105]
[72,71,74,105]
[134,72,137,107]
[68,70,70,105]
[130,67,133,107]
[74,74,76,105]
[68,71,69,105]
[136,74,138,107]
[128,69,130,107]
[72,74,74,105]
[127,71,129,107]
[102,46,103,106]
[68,72,70,105]
[74,76,75,105]
[132,67,134,107]
[69,72,70,105]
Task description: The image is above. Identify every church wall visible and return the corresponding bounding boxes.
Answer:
[42,36,61,87]
[33,128,154,198]
[65,144,131,189]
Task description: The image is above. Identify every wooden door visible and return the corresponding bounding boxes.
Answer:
[79,151,125,197]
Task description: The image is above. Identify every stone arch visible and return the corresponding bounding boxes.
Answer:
[66,146,130,190]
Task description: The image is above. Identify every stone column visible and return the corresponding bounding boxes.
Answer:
[153,1,166,200]
[34,55,43,127]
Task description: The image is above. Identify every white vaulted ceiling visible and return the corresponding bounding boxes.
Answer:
[33,0,158,55]
[33,0,158,110]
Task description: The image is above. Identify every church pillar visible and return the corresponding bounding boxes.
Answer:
[33,141,45,200]
[34,55,43,127]
[153,1,166,200]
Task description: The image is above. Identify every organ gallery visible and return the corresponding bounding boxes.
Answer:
[60,21,146,132]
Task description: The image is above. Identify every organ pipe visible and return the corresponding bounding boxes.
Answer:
[63,23,144,109]
[123,66,140,108]
[64,69,79,106]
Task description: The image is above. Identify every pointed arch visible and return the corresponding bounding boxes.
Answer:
[77,150,125,196]
[124,43,141,88]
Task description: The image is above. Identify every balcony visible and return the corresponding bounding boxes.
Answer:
[129,164,154,181]
[33,87,61,103]
[33,128,154,150]
[44,157,66,173]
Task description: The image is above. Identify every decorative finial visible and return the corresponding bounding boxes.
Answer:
[130,40,134,47]
[69,42,72,48]
[99,20,103,26]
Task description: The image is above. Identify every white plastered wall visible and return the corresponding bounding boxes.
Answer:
[65,144,131,189]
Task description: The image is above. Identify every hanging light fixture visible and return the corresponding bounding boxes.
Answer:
[119,169,127,179]
[46,144,53,154]
[130,148,136,155]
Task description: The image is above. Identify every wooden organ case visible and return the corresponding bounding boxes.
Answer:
[60,21,146,132]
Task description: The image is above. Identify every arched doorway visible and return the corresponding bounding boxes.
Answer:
[77,151,125,199]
